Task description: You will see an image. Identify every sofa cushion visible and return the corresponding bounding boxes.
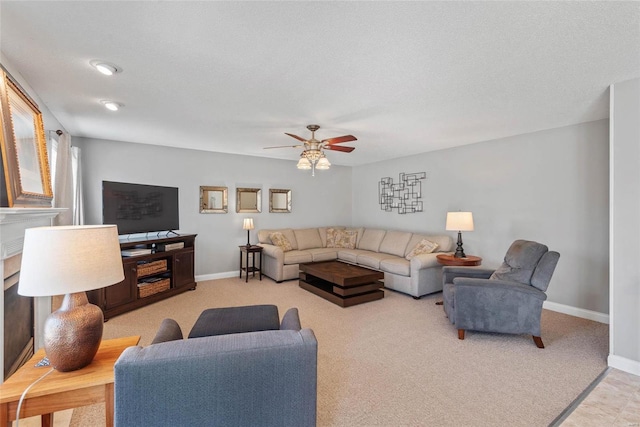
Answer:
[188,305,280,338]
[294,228,322,250]
[380,257,411,276]
[379,230,412,257]
[270,232,293,252]
[356,252,390,269]
[306,248,338,262]
[405,238,439,260]
[336,249,368,264]
[283,250,313,264]
[150,318,183,344]
[357,229,387,252]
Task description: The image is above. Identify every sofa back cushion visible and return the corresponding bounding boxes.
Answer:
[257,228,298,250]
[294,228,322,250]
[357,229,387,252]
[379,230,412,257]
[404,234,452,256]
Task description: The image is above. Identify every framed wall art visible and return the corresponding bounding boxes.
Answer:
[0,66,53,207]
[200,186,228,213]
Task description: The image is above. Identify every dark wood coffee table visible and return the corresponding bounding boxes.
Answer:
[299,261,384,307]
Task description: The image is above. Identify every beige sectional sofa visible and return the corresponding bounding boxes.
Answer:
[257,226,453,298]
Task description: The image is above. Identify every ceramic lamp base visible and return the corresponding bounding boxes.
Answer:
[43,292,104,372]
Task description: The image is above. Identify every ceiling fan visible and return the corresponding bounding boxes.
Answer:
[264,125,358,176]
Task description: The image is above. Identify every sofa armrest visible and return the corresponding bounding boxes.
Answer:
[409,253,442,270]
[258,243,284,261]
[442,266,494,284]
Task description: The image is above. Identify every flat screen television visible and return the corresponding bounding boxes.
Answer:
[102,181,179,235]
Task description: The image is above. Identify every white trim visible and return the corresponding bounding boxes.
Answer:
[608,354,640,377]
[543,300,609,324]
[196,271,239,282]
[608,82,616,359]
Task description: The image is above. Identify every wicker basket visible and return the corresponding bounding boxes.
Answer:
[137,260,167,277]
[138,278,170,298]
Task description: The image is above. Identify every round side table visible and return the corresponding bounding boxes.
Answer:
[436,254,482,266]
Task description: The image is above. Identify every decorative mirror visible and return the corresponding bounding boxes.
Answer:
[200,186,228,213]
[269,189,291,213]
[236,188,261,213]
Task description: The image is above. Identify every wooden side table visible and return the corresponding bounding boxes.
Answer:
[0,335,140,427]
[436,254,482,266]
[239,245,263,282]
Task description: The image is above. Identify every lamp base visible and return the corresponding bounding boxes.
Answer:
[43,292,104,372]
[454,231,467,258]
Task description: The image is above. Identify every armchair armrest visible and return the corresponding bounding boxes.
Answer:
[453,277,547,300]
[443,266,494,284]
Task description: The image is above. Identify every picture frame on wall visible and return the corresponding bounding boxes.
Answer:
[0,66,53,207]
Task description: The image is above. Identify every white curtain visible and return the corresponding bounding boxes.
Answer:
[51,131,84,225]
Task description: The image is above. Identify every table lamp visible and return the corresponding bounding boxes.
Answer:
[445,212,474,258]
[243,218,254,247]
[18,225,124,372]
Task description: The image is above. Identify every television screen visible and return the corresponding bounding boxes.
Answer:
[102,181,179,235]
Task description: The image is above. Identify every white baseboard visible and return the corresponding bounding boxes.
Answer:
[543,301,609,324]
[195,271,239,282]
[608,354,640,377]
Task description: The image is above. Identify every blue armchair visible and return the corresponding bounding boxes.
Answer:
[114,307,317,426]
[442,240,560,348]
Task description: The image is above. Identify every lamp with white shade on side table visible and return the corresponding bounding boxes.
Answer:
[18,225,124,372]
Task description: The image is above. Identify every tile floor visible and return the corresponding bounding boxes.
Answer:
[560,368,640,427]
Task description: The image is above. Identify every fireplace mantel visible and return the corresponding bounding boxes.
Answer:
[0,207,66,382]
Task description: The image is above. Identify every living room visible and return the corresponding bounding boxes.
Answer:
[0,1,639,426]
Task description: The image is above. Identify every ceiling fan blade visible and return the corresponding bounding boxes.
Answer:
[321,135,357,145]
[263,144,303,149]
[285,133,307,142]
[324,145,355,153]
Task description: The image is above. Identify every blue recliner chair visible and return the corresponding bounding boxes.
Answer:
[442,240,560,348]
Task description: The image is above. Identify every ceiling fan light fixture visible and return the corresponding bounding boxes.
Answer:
[297,157,311,170]
[316,156,331,170]
[90,60,121,76]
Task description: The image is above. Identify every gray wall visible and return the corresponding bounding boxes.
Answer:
[352,120,610,315]
[609,78,640,373]
[75,137,353,277]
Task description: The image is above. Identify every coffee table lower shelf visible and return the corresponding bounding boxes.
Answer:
[299,273,384,307]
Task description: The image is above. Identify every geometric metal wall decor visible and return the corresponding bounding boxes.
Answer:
[378,172,426,214]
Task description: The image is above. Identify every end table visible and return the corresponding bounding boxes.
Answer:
[436,254,482,266]
[239,245,263,282]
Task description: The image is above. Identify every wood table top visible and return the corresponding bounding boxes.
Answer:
[0,335,140,402]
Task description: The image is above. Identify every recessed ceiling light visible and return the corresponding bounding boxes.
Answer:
[90,60,122,76]
[100,100,122,111]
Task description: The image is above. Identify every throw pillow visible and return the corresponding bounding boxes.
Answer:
[326,228,338,247]
[269,232,293,252]
[334,230,357,249]
[405,239,439,260]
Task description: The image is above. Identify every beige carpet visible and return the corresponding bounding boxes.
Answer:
[70,276,608,426]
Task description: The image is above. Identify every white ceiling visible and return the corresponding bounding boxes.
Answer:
[1,1,639,166]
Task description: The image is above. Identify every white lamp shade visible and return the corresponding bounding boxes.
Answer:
[242,218,254,230]
[445,212,474,231]
[18,225,124,297]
